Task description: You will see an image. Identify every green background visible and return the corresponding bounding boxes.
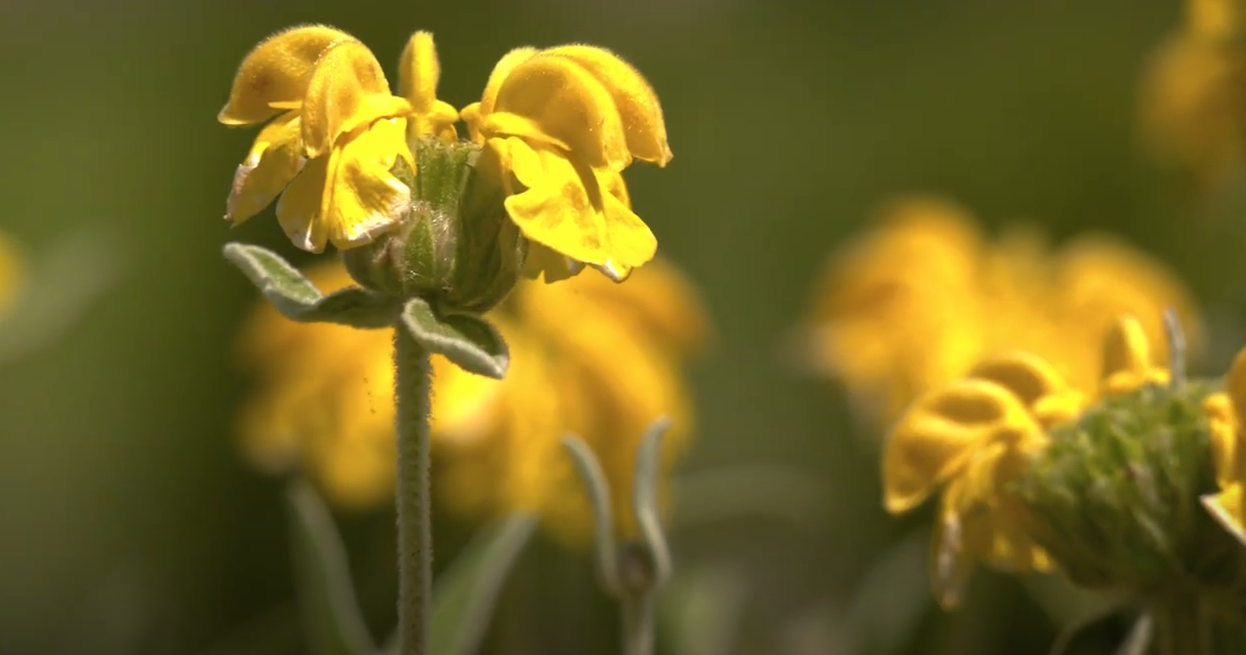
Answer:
[0,1,1226,653]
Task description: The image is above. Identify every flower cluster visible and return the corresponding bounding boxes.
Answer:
[219,25,671,283]
[802,196,1201,423]
[235,257,709,544]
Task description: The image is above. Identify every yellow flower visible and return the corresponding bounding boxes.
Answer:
[234,257,709,544]
[803,196,1201,423]
[219,26,457,253]
[1201,345,1246,544]
[1139,0,1246,197]
[883,353,1071,607]
[461,45,672,282]
[0,229,23,319]
[882,314,1174,606]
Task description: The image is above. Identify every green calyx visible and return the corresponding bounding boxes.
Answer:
[1014,379,1246,601]
[343,136,526,314]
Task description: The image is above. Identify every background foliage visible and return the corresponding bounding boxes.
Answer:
[0,0,1216,653]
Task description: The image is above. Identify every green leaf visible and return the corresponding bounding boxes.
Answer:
[223,243,398,328]
[562,434,621,594]
[0,223,123,367]
[285,480,375,655]
[429,514,538,655]
[381,514,538,655]
[400,297,508,379]
[632,417,673,584]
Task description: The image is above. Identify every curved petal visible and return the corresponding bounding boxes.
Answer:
[1204,392,1239,489]
[398,31,442,114]
[882,379,1039,514]
[320,117,412,250]
[543,45,672,165]
[1100,313,1168,395]
[477,47,539,118]
[460,102,485,143]
[491,55,630,170]
[227,111,305,224]
[968,351,1084,429]
[494,137,655,270]
[301,39,409,158]
[276,155,329,252]
[218,25,355,125]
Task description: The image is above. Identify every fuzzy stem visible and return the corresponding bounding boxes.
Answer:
[621,592,656,655]
[394,325,433,655]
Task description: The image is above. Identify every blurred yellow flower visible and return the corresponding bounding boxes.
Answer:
[802,196,1201,423]
[0,229,23,319]
[1139,0,1246,197]
[1202,344,1246,544]
[461,45,673,282]
[235,257,708,543]
[882,314,1168,607]
[219,27,456,253]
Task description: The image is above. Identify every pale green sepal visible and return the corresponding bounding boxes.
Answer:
[285,480,376,655]
[400,297,509,379]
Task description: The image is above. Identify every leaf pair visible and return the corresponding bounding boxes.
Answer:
[223,243,508,378]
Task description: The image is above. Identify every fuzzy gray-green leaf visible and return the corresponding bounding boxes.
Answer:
[429,513,538,655]
[400,297,508,379]
[223,243,398,328]
[286,480,375,655]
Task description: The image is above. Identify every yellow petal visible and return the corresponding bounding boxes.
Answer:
[882,379,1039,514]
[1202,485,1246,545]
[493,137,655,269]
[218,25,355,126]
[460,102,485,143]
[543,45,672,166]
[490,55,631,171]
[1204,392,1240,488]
[428,353,505,441]
[968,351,1084,429]
[276,155,330,252]
[319,118,412,250]
[1100,314,1168,395]
[301,39,411,159]
[477,47,539,118]
[399,31,441,113]
[1225,344,1246,419]
[227,111,305,224]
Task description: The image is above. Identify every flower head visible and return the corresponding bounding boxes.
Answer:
[219,27,457,253]
[803,196,1201,424]
[461,45,672,282]
[234,257,708,543]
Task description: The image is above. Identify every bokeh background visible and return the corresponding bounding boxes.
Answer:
[0,0,1232,653]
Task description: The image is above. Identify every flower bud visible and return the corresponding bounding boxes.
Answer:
[342,136,527,313]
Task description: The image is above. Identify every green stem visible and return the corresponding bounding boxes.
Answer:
[621,593,656,655]
[394,325,433,655]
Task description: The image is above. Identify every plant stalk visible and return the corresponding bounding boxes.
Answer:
[394,325,433,655]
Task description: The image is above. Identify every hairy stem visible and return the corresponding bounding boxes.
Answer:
[395,325,433,655]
